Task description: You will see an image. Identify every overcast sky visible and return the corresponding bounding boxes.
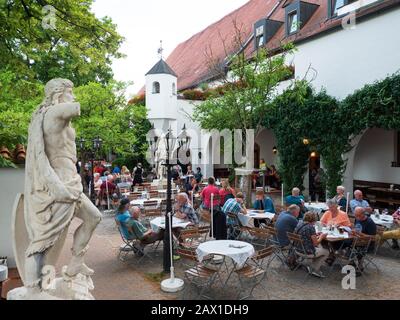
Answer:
[91,0,249,97]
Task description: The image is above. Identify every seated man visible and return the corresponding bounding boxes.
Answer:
[350,190,373,215]
[285,187,305,219]
[275,204,300,247]
[320,198,352,227]
[222,192,247,240]
[174,193,199,225]
[116,199,164,248]
[351,207,377,275]
[253,189,275,227]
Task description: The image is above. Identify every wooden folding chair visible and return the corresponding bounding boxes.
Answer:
[114,218,153,264]
[177,248,221,300]
[246,227,271,249]
[227,212,250,240]
[263,226,290,267]
[286,232,316,275]
[234,246,274,300]
[128,192,142,201]
[142,202,162,227]
[148,191,159,198]
[178,226,210,250]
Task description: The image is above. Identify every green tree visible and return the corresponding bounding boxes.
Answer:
[0,0,124,85]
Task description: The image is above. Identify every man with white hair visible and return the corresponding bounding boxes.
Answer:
[285,187,305,219]
[175,193,199,225]
[350,190,373,215]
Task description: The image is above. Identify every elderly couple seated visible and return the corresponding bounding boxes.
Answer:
[115,198,164,252]
[274,200,377,278]
[115,194,199,249]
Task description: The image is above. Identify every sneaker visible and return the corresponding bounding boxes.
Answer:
[391,241,400,250]
[311,271,326,278]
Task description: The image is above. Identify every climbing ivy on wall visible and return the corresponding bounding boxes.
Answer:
[264,73,400,197]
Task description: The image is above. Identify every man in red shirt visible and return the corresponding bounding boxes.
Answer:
[200,177,220,210]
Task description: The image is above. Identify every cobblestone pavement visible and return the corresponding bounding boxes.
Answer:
[57,213,400,300]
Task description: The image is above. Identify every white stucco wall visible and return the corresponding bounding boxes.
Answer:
[294,7,400,99]
[255,129,278,167]
[146,73,178,121]
[353,128,399,184]
[0,168,25,268]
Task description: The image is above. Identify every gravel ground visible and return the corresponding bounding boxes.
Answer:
[56,212,400,300]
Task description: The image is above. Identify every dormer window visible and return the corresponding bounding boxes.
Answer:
[254,19,283,50]
[285,1,319,37]
[152,81,160,94]
[328,0,360,17]
[288,11,299,34]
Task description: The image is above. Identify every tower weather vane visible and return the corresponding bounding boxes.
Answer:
[158,40,164,59]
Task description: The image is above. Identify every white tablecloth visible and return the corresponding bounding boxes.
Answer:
[371,215,394,229]
[315,225,350,240]
[196,240,255,268]
[238,211,275,227]
[150,216,191,232]
[130,198,163,208]
[306,202,328,215]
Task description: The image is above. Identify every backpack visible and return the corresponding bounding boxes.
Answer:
[224,192,235,203]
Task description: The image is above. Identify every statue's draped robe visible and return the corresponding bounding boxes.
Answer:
[25,106,82,257]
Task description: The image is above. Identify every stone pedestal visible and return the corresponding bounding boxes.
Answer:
[7,266,94,300]
[234,168,254,207]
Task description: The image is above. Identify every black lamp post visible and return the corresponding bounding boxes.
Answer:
[78,136,103,204]
[149,125,193,272]
[162,127,177,272]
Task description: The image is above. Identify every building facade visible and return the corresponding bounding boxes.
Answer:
[143,0,400,202]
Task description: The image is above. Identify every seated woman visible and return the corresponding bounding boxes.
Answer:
[294,212,329,278]
[333,185,347,212]
[320,199,352,227]
[252,189,275,228]
[219,179,236,206]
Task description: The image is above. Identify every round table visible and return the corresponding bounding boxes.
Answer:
[196,240,255,268]
[130,198,163,208]
[150,216,191,232]
[371,214,394,229]
[238,211,275,227]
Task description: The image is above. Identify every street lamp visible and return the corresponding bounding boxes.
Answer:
[148,125,195,272]
[78,136,102,204]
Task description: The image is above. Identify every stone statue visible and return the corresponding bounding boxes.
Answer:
[155,134,167,181]
[8,79,102,300]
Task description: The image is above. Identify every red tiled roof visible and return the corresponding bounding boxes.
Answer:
[140,0,400,94]
[164,0,277,91]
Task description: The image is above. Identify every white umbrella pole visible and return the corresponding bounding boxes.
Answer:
[211,193,214,239]
[346,192,350,215]
[281,184,284,206]
[161,212,184,292]
[168,212,174,280]
[106,178,110,210]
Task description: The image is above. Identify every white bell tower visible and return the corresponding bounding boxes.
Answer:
[145,42,178,133]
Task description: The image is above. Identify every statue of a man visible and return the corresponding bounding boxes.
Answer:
[23,78,102,298]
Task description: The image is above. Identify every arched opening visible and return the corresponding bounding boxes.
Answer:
[152,81,160,94]
[254,143,260,169]
[352,128,400,211]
